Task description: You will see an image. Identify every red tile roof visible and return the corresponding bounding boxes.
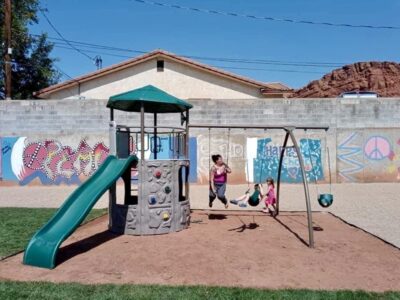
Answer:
[34,49,292,98]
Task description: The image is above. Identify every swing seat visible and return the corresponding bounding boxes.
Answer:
[248,198,259,207]
[248,191,260,207]
[318,193,333,208]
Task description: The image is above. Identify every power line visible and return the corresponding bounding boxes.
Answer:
[131,0,400,30]
[54,42,343,68]
[20,30,349,67]
[39,9,95,62]
[12,28,347,76]
[46,37,346,68]
[12,29,346,72]
[53,64,74,80]
[43,36,147,55]
[10,59,74,80]
[53,44,326,75]
[54,45,133,59]
[212,65,325,74]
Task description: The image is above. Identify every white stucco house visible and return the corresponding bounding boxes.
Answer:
[34,49,292,100]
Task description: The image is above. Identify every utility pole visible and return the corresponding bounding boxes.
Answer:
[4,0,12,99]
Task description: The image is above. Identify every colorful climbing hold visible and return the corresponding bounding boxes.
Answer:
[162,212,170,221]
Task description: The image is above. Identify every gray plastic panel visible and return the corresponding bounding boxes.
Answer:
[110,159,190,235]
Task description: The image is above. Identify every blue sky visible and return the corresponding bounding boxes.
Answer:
[31,0,400,88]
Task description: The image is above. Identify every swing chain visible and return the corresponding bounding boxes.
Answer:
[226,128,231,166]
[326,139,332,194]
[305,130,320,195]
[306,129,332,195]
[208,127,211,185]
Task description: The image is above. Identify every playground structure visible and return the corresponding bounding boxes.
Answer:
[23,85,192,269]
[107,85,192,235]
[189,124,331,248]
[22,85,333,269]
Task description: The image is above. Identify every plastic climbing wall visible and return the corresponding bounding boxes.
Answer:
[109,159,191,235]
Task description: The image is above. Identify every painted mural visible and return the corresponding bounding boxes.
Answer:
[1,137,22,182]
[252,138,323,183]
[0,137,2,179]
[3,131,400,186]
[195,134,323,184]
[1,137,109,185]
[0,136,198,185]
[196,133,246,184]
[338,131,400,182]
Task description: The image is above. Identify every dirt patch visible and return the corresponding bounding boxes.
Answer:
[1,211,399,291]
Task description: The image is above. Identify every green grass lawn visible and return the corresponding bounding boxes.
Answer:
[0,281,399,300]
[0,207,107,258]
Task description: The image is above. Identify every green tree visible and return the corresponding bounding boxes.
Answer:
[0,0,60,99]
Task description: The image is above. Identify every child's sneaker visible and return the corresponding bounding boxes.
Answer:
[230,199,239,205]
[209,200,213,208]
[239,203,247,208]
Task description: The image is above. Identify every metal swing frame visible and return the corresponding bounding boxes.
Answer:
[189,124,330,248]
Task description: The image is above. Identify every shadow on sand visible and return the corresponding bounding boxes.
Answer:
[56,230,121,266]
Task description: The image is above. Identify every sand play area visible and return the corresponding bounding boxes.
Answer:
[1,210,399,291]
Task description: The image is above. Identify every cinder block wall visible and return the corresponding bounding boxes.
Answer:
[1,98,400,184]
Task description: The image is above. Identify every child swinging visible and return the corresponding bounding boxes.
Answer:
[262,177,276,216]
[230,184,263,208]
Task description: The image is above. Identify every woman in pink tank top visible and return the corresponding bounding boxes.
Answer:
[209,154,231,208]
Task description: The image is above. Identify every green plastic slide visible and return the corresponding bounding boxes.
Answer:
[23,155,138,269]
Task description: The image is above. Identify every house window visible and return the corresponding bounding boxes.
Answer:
[157,60,164,72]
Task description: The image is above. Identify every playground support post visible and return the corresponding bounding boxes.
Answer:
[140,102,145,161]
[185,109,190,201]
[276,127,314,248]
[276,131,289,216]
[108,108,116,229]
[154,113,157,160]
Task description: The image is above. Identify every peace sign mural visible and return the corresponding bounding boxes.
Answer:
[364,136,393,161]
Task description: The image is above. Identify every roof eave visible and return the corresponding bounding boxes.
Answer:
[35,49,292,97]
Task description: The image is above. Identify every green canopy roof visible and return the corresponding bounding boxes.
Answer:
[107,85,193,113]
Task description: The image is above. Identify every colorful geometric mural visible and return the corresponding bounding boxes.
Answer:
[337,131,400,182]
[194,135,323,184]
[1,137,20,181]
[3,131,400,186]
[0,136,198,186]
[253,138,323,183]
[337,132,364,182]
[1,137,109,185]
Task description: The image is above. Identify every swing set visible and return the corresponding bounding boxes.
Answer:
[189,124,333,248]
